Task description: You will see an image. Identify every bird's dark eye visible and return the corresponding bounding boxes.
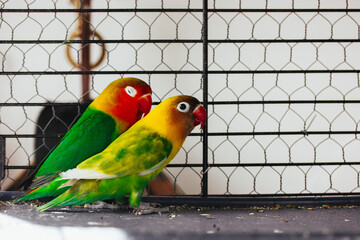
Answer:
[125,86,137,97]
[176,102,190,113]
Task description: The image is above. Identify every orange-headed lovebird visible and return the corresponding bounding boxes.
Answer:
[17,77,152,201]
[36,95,206,212]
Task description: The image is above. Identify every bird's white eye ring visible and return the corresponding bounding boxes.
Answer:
[176,102,190,113]
[125,86,137,97]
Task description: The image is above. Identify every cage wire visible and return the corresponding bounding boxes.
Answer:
[0,0,360,205]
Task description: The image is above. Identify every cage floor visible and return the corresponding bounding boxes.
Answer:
[1,201,360,240]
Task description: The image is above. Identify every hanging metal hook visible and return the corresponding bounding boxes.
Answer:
[65,31,106,70]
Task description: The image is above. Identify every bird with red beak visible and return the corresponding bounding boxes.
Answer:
[36,95,207,214]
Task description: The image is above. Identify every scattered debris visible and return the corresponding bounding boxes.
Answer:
[87,222,100,225]
[213,224,220,231]
[0,201,6,205]
[134,205,169,215]
[87,221,109,226]
[200,213,214,219]
[345,219,350,222]
[282,219,289,223]
[274,229,283,234]
[84,201,123,210]
[168,213,176,219]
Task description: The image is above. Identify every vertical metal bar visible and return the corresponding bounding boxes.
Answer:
[202,0,209,198]
[80,0,91,102]
[0,136,5,181]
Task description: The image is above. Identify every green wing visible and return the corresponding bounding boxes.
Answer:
[35,107,118,177]
[74,126,173,178]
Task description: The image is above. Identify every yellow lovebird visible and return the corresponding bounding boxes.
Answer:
[37,95,206,213]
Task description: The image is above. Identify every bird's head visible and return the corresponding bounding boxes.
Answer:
[141,95,206,142]
[91,77,152,128]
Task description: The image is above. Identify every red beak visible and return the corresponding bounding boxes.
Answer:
[138,93,152,117]
[193,104,207,129]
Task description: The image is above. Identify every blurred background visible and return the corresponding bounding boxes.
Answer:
[1,0,360,199]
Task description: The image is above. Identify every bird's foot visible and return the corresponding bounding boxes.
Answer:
[133,203,169,215]
[84,201,125,210]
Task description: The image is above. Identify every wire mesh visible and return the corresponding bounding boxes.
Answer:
[1,0,360,204]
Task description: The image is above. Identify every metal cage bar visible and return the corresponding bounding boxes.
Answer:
[201,0,209,199]
[0,137,5,181]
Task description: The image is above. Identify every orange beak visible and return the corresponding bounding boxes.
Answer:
[193,104,206,129]
[138,93,152,117]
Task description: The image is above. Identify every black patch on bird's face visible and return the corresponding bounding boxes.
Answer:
[169,95,201,136]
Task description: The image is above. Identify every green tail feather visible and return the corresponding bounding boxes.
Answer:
[37,192,86,212]
[37,179,104,211]
[15,178,70,202]
[14,188,40,203]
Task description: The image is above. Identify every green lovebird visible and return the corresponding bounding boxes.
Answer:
[17,77,152,201]
[36,95,206,212]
